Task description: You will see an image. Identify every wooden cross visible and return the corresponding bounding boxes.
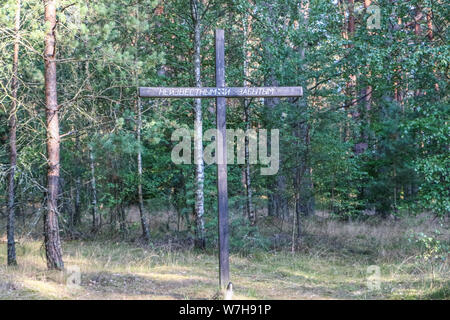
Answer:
[139,29,302,290]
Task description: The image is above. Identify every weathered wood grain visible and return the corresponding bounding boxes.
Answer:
[215,29,230,289]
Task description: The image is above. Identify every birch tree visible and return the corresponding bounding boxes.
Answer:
[190,0,205,249]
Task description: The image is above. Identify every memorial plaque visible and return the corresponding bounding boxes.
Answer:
[139,86,303,98]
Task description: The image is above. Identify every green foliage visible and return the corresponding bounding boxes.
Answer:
[410,231,449,264]
[0,0,448,243]
[405,101,450,216]
[205,213,270,255]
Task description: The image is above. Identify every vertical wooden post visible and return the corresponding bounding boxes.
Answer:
[215,29,229,289]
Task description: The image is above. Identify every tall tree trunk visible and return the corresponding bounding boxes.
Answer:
[345,0,357,144]
[242,13,255,225]
[119,202,127,238]
[264,2,286,218]
[73,134,81,226]
[43,0,64,270]
[414,5,423,98]
[83,17,98,232]
[294,164,302,245]
[426,7,433,41]
[300,125,314,217]
[295,0,314,233]
[7,0,21,266]
[425,6,440,93]
[134,3,150,242]
[89,146,97,231]
[136,97,150,241]
[357,0,372,155]
[190,0,205,249]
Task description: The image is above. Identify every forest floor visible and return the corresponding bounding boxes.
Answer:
[0,213,449,300]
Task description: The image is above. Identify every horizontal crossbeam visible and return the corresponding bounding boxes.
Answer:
[139,86,302,98]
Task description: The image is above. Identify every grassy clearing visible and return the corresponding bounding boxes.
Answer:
[0,214,448,300]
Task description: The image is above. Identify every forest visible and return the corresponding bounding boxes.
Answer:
[0,0,448,300]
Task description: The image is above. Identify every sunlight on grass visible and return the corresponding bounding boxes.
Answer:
[1,214,448,300]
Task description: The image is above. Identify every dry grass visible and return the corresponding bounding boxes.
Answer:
[301,213,448,260]
[0,213,448,300]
